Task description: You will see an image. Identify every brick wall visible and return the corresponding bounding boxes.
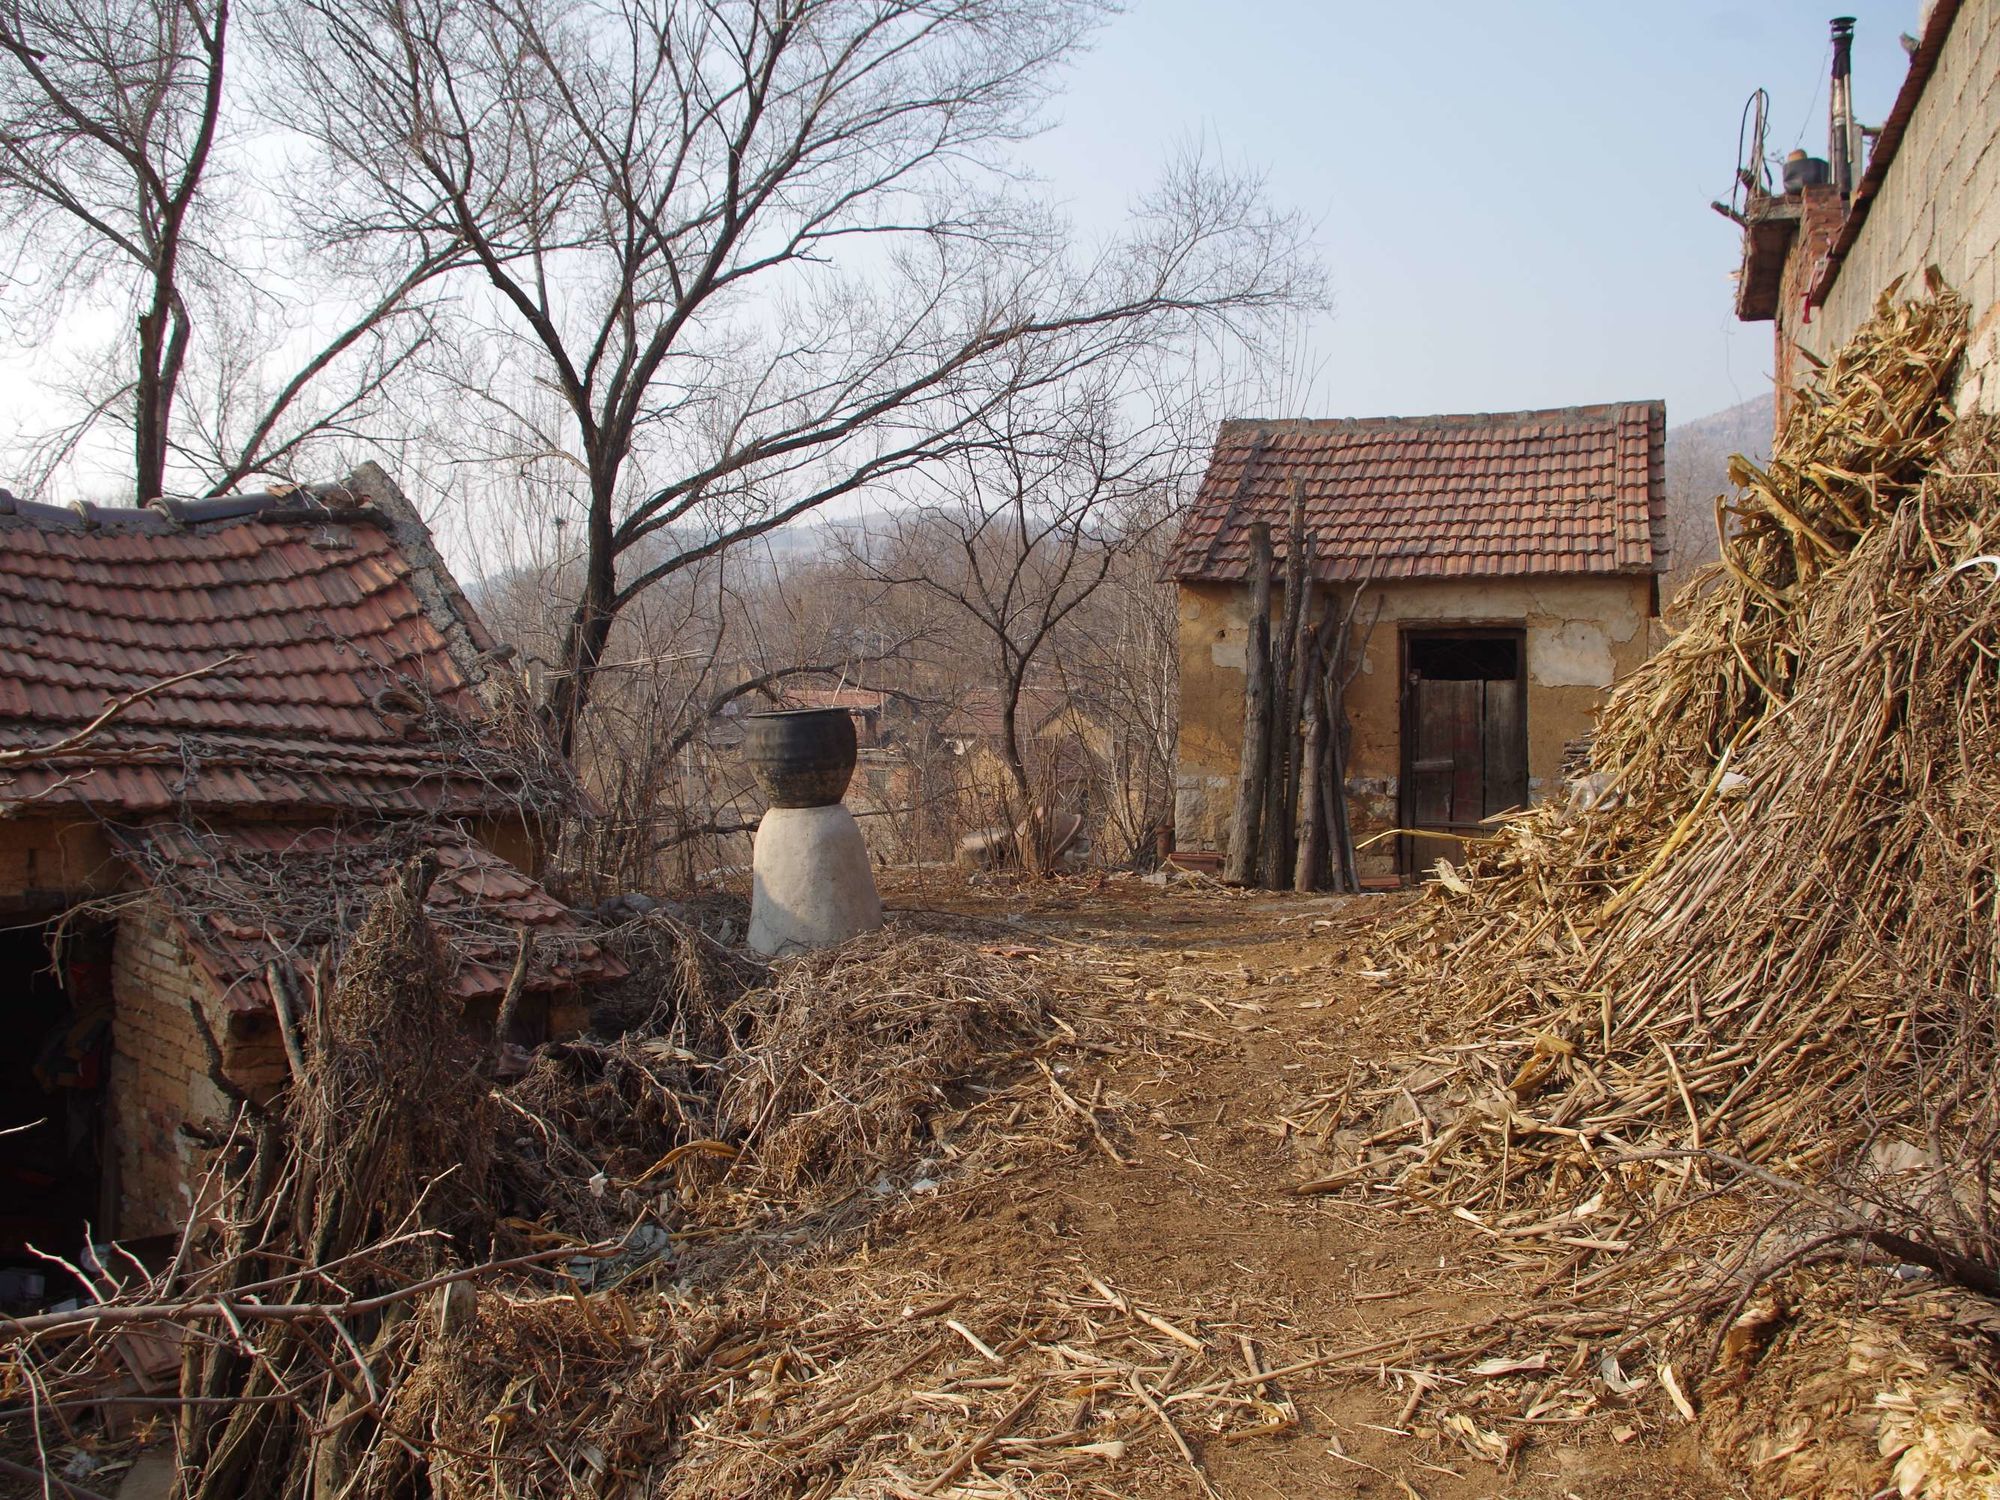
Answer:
[0,820,122,909]
[1789,0,2000,410]
[109,897,229,1240]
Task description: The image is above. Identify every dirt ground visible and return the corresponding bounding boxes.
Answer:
[847,869,1735,1500]
[2,871,1759,1500]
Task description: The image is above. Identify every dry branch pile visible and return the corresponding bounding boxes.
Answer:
[490,907,762,1239]
[4,886,1149,1497]
[392,1258,1325,1500]
[711,933,1058,1204]
[1325,275,2000,1466]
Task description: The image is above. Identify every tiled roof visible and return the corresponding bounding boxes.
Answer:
[112,821,625,1014]
[0,466,535,817]
[778,687,889,713]
[938,686,1071,742]
[1166,403,1666,584]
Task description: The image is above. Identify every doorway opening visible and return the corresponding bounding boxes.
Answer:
[0,916,114,1311]
[1399,628,1528,877]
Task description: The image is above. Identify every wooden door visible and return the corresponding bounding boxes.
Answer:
[1400,631,1528,875]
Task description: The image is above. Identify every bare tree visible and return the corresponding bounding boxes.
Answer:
[0,0,453,499]
[1057,496,1184,865]
[471,502,926,892]
[852,375,1187,869]
[0,0,225,499]
[277,0,1314,752]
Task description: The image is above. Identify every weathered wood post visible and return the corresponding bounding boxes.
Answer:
[1261,484,1309,888]
[1223,522,1274,886]
[1293,688,1325,892]
[1325,669,1356,892]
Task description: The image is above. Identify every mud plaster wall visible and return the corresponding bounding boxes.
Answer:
[1175,575,1654,878]
[1785,0,2000,414]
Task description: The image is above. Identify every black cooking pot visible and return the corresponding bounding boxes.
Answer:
[743,707,857,808]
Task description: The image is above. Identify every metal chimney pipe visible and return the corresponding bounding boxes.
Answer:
[1829,16,1857,197]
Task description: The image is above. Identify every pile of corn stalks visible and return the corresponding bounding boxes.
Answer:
[1349,273,2000,1351]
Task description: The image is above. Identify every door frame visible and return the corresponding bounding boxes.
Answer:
[1396,623,1528,878]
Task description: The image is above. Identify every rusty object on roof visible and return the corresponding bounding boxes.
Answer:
[0,464,558,819]
[111,821,625,1014]
[1168,403,1665,585]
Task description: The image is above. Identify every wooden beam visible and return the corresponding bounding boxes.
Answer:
[1261,483,1309,889]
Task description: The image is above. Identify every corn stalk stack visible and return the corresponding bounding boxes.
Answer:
[1336,273,2000,1378]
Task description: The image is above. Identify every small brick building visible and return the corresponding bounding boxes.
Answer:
[0,464,620,1259]
[1167,404,1665,882]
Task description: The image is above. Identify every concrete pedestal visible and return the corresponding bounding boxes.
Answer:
[747,804,884,958]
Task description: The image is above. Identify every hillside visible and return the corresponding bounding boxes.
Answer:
[1662,393,1773,597]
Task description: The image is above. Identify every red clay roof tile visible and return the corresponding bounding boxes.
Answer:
[0,484,531,818]
[1167,403,1665,585]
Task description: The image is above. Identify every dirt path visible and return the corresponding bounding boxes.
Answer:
[864,871,1729,1500]
[1,875,1743,1499]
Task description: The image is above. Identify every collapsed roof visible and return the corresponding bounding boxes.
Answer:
[112,821,624,1013]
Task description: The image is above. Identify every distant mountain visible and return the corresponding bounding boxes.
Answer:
[1662,394,1772,596]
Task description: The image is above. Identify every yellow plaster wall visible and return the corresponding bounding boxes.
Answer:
[1175,575,1655,877]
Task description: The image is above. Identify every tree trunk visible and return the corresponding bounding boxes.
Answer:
[133,291,183,503]
[546,475,622,757]
[1223,523,1273,886]
[998,678,1045,874]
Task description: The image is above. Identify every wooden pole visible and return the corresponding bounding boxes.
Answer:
[1293,688,1325,892]
[1324,582,1379,893]
[1261,484,1309,889]
[265,962,308,1081]
[1223,522,1274,886]
[1325,672,1357,892]
[1285,539,1317,867]
[491,926,533,1052]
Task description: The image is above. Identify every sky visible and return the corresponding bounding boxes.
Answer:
[0,0,1925,509]
[1016,0,1922,429]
